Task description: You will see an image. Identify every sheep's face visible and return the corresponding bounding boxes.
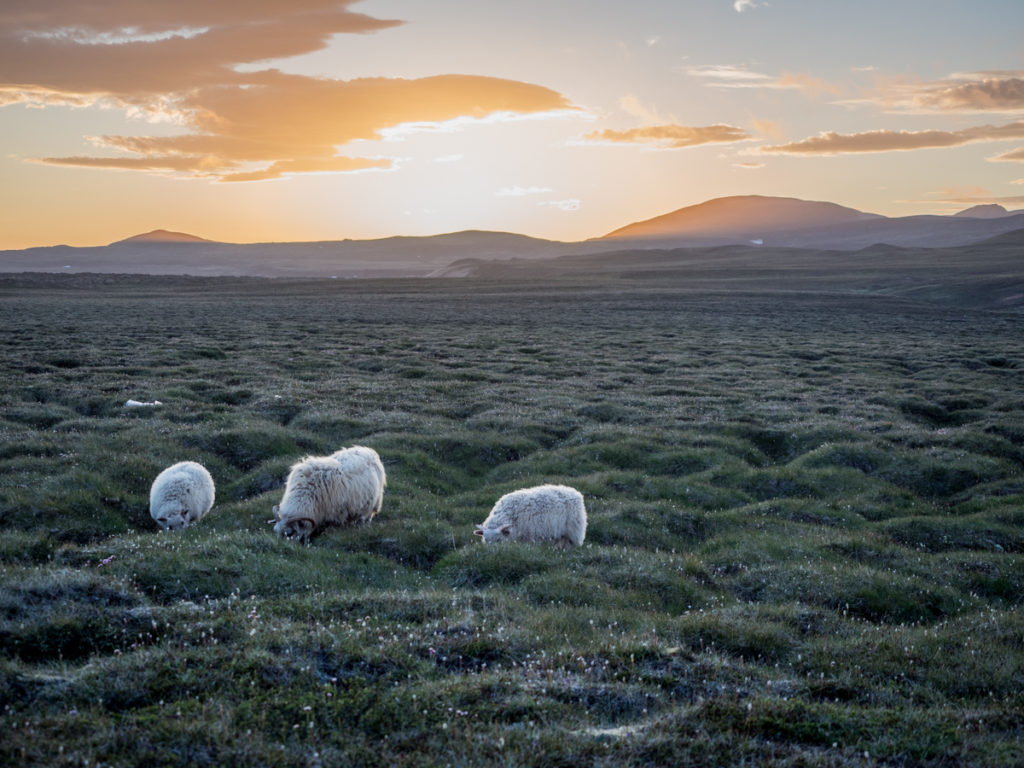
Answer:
[474,524,512,544]
[272,509,315,544]
[153,507,191,531]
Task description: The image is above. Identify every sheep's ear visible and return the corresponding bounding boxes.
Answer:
[473,528,484,537]
[272,504,281,520]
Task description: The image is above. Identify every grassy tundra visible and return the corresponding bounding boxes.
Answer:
[0,272,1022,766]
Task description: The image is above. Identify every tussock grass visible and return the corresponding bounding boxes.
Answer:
[0,275,1021,766]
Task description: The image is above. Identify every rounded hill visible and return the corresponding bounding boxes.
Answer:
[601,195,882,241]
[110,229,216,245]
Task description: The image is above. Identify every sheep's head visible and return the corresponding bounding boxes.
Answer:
[153,506,191,531]
[474,524,512,544]
[272,508,315,544]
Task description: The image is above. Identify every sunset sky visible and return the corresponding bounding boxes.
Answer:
[2,0,1024,249]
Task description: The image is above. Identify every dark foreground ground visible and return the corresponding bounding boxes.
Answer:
[0,273,1022,766]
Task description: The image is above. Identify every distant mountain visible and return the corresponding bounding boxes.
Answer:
[953,204,1011,219]
[111,229,217,245]
[601,195,882,241]
[0,230,612,278]
[5,195,1024,278]
[598,195,1024,250]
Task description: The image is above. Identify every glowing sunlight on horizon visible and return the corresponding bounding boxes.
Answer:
[2,0,1023,249]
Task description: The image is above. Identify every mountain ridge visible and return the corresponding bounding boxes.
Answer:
[111,229,216,245]
[5,195,1024,278]
[953,204,1012,219]
[600,195,883,241]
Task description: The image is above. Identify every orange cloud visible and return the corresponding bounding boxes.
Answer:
[760,120,1024,155]
[183,73,572,147]
[31,155,232,174]
[916,76,1024,112]
[2,1,392,34]
[0,1,401,98]
[3,1,577,181]
[849,72,1024,114]
[220,157,393,183]
[33,73,573,180]
[990,147,1024,162]
[582,123,750,149]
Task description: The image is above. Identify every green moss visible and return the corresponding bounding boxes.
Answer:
[1,275,1022,766]
[182,426,300,471]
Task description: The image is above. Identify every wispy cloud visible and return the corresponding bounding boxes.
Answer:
[687,64,773,86]
[895,186,1024,212]
[733,0,767,12]
[849,71,1024,114]
[2,1,577,181]
[752,119,785,141]
[219,157,394,183]
[929,192,1024,207]
[989,147,1024,162]
[539,199,580,211]
[581,123,751,149]
[376,108,581,141]
[733,161,765,169]
[618,95,664,124]
[32,151,394,182]
[759,120,1024,155]
[913,72,1024,112]
[496,186,553,196]
[687,64,839,96]
[29,155,231,174]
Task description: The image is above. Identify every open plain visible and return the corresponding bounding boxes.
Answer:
[1,270,1022,766]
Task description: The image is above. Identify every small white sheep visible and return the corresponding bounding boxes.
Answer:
[149,461,215,531]
[474,484,587,547]
[272,446,386,543]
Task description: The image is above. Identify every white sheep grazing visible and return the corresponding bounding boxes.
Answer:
[272,446,386,543]
[149,461,215,531]
[474,484,586,547]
